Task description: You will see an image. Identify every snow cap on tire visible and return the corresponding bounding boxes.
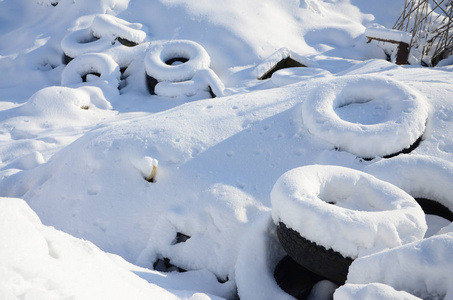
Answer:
[271,165,427,259]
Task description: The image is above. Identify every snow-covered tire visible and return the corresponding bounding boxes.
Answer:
[90,14,146,47]
[271,165,427,282]
[61,53,121,88]
[365,155,453,222]
[61,15,146,61]
[61,27,113,61]
[154,69,224,98]
[302,75,429,159]
[277,222,352,284]
[144,40,211,82]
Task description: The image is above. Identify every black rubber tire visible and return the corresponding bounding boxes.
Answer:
[117,37,139,47]
[277,222,353,285]
[361,135,423,161]
[274,255,326,300]
[416,197,453,222]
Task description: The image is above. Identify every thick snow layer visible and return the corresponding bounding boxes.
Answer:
[301,75,429,158]
[271,165,427,258]
[364,154,453,215]
[346,232,453,300]
[2,0,453,298]
[270,67,332,87]
[365,26,412,44]
[91,14,147,44]
[252,47,318,79]
[154,68,225,98]
[0,197,219,300]
[334,283,422,300]
[234,213,293,300]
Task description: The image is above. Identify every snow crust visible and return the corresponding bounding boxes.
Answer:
[271,165,427,258]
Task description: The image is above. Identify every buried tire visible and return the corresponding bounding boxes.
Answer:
[271,165,427,283]
[364,154,453,234]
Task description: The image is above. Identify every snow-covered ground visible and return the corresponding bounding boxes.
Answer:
[1,0,453,299]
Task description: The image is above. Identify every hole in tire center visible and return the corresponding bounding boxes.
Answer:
[79,33,100,44]
[165,57,189,65]
[82,72,101,82]
[334,97,392,125]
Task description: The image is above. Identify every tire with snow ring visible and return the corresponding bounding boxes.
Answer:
[144,40,224,98]
[144,40,210,82]
[61,27,113,61]
[365,155,453,223]
[277,222,352,284]
[60,15,146,60]
[61,53,121,88]
[302,75,429,159]
[271,165,427,283]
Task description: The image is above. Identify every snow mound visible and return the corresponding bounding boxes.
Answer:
[365,154,453,215]
[270,67,332,87]
[335,283,422,300]
[346,232,453,300]
[271,165,427,258]
[234,213,292,300]
[301,75,429,158]
[0,197,208,299]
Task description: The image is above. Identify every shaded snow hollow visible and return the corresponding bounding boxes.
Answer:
[1,0,453,299]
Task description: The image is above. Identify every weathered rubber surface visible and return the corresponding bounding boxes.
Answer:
[274,255,326,300]
[277,222,353,284]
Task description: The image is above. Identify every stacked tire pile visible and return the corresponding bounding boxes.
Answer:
[60,14,224,98]
[269,76,453,299]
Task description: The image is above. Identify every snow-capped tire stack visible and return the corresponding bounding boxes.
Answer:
[144,40,225,98]
[271,165,427,284]
[60,15,224,99]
